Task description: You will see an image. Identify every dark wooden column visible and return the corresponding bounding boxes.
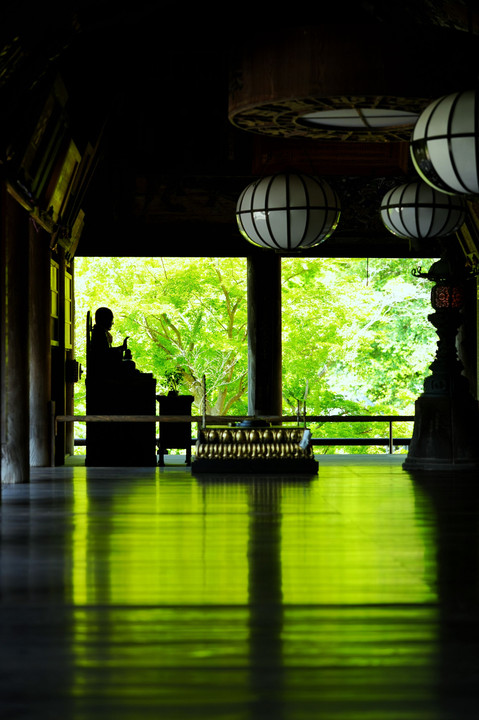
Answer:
[51,248,66,466]
[247,252,282,418]
[1,189,30,483]
[29,224,52,466]
[65,262,75,457]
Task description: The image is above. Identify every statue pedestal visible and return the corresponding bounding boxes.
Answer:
[86,371,157,467]
[403,392,479,472]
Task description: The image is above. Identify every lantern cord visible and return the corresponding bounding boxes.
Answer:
[366,258,369,286]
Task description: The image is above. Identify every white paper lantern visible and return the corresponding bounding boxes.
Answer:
[410,90,479,195]
[236,173,340,251]
[380,182,466,240]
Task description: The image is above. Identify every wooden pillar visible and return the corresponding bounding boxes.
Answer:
[456,274,478,400]
[51,248,67,465]
[247,252,282,418]
[65,261,75,456]
[1,189,30,483]
[29,223,52,466]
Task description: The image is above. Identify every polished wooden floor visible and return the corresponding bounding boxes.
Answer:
[1,454,479,719]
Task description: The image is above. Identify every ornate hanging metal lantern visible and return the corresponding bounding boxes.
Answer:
[413,257,466,310]
[236,172,340,251]
[430,283,465,310]
[380,181,466,240]
[410,89,479,195]
[404,252,479,471]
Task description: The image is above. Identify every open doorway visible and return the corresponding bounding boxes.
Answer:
[73,256,438,456]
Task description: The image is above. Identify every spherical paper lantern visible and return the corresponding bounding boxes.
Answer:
[380,181,466,240]
[236,173,340,251]
[410,89,479,195]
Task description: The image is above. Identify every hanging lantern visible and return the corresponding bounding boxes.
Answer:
[431,284,464,309]
[236,173,340,251]
[410,90,479,195]
[380,181,466,240]
[414,257,466,310]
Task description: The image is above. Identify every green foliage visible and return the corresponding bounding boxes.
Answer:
[74,255,438,454]
[164,369,183,393]
[281,257,437,418]
[74,257,248,416]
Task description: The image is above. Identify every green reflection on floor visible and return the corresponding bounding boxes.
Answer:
[281,476,437,605]
[67,466,442,719]
[72,475,251,606]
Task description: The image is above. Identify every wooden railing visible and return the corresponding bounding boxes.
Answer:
[56,412,414,458]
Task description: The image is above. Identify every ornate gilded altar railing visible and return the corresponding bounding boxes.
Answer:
[195,426,314,461]
[192,425,318,473]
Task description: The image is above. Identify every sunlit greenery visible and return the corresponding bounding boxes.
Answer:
[74,256,438,453]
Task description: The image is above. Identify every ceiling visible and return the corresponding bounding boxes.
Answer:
[1,1,479,258]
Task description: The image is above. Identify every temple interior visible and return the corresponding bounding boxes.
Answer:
[2,3,479,718]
